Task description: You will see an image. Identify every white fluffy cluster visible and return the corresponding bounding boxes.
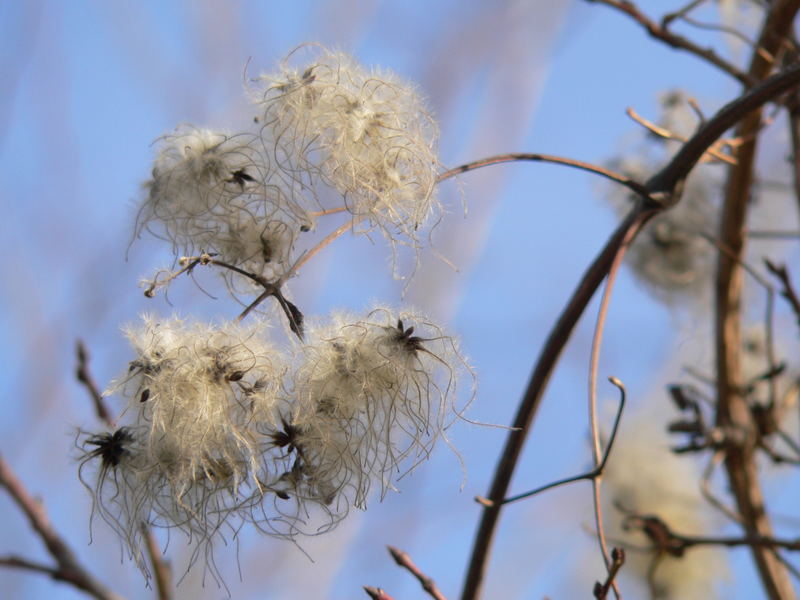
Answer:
[628,172,716,300]
[137,125,308,284]
[136,47,442,290]
[253,47,441,248]
[80,317,283,580]
[80,308,471,578]
[607,160,717,304]
[93,45,458,585]
[285,308,471,509]
[602,408,728,599]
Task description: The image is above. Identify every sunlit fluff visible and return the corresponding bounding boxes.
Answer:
[254,48,442,246]
[602,408,728,599]
[137,124,308,281]
[80,316,285,580]
[280,307,473,510]
[607,158,716,303]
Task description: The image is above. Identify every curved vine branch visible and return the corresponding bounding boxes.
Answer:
[460,62,800,600]
[714,2,800,598]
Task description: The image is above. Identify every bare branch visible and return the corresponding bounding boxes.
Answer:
[461,59,800,600]
[765,260,800,327]
[363,586,396,600]
[437,153,651,198]
[0,456,124,600]
[76,341,113,426]
[388,546,447,600]
[586,0,757,86]
[714,3,800,598]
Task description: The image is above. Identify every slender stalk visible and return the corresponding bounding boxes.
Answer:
[714,3,800,598]
[460,62,800,600]
[586,0,756,86]
[437,153,650,198]
[0,457,124,600]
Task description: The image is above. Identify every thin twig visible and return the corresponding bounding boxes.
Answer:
[279,218,360,285]
[586,0,757,86]
[461,62,800,600]
[476,377,626,508]
[747,229,800,238]
[388,546,447,600]
[437,153,651,199]
[678,15,769,61]
[586,212,641,598]
[0,555,83,583]
[765,260,800,327]
[76,341,113,426]
[0,456,123,600]
[625,511,800,552]
[593,548,626,600]
[143,524,171,600]
[661,0,706,27]
[363,586,396,600]
[701,450,743,524]
[625,106,737,165]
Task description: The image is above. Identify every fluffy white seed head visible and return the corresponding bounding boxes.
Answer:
[607,158,717,303]
[78,426,152,578]
[254,47,442,247]
[282,306,473,508]
[94,315,285,572]
[602,407,728,599]
[629,174,716,300]
[137,124,309,281]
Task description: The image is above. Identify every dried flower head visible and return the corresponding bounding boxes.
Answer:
[78,426,153,577]
[84,316,286,579]
[254,47,442,255]
[607,158,717,303]
[280,307,473,510]
[602,406,728,599]
[136,124,309,282]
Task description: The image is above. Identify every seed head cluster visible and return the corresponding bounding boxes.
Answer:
[83,45,468,585]
[606,160,717,304]
[137,125,308,285]
[287,308,471,508]
[80,309,472,580]
[254,48,441,245]
[135,46,442,290]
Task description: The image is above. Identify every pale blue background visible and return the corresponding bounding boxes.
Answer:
[0,1,795,598]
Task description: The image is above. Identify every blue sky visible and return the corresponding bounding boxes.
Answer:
[1,1,797,599]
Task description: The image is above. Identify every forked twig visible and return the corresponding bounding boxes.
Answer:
[461,62,800,600]
[0,456,123,600]
[625,106,738,165]
[586,0,756,86]
[593,548,626,600]
[765,260,800,326]
[475,377,625,508]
